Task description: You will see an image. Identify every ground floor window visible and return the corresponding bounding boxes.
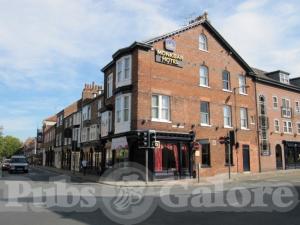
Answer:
[225,144,233,166]
[114,148,129,166]
[154,143,190,176]
[201,143,211,167]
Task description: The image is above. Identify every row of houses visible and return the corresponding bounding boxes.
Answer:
[40,13,300,180]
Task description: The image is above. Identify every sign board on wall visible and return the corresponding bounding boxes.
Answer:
[155,49,184,67]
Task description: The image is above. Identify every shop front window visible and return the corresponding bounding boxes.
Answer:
[155,143,183,174]
[114,148,129,166]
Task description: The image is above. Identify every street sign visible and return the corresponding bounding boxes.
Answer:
[153,141,160,148]
[219,136,226,144]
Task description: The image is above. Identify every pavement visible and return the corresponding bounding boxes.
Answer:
[36,165,300,187]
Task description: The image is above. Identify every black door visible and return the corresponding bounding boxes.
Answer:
[243,145,250,172]
[275,144,283,169]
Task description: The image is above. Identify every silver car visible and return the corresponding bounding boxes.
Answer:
[9,155,29,173]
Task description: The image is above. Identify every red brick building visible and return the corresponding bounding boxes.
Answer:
[100,14,260,179]
[254,68,300,171]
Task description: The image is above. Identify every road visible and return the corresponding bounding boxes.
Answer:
[0,167,300,225]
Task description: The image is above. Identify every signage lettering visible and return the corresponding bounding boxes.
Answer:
[155,49,183,67]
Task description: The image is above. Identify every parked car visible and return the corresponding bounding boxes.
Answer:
[1,159,11,171]
[9,155,29,173]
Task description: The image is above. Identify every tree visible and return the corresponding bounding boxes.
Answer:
[0,135,22,159]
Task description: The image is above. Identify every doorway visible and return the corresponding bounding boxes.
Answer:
[275,144,283,169]
[242,145,250,172]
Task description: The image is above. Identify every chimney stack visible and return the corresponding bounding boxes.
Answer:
[82,82,103,100]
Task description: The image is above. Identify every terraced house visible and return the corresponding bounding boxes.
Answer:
[100,13,260,179]
[254,68,300,171]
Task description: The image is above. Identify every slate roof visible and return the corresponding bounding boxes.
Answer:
[101,15,254,74]
[252,67,300,92]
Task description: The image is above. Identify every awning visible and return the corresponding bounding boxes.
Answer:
[111,137,128,150]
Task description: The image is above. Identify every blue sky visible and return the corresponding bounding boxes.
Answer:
[0,0,300,141]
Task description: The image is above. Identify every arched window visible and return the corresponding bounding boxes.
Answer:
[199,65,209,87]
[199,34,208,51]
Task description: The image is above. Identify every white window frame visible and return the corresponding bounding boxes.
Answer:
[116,55,132,88]
[283,120,292,134]
[200,101,210,126]
[273,96,278,109]
[101,111,112,137]
[107,73,113,98]
[295,101,300,114]
[240,107,248,129]
[223,105,232,128]
[115,93,131,134]
[222,71,231,91]
[151,94,171,122]
[82,105,91,121]
[199,34,208,51]
[297,123,300,134]
[238,75,247,95]
[98,99,102,110]
[280,73,289,84]
[199,65,209,87]
[282,98,291,118]
[274,119,280,133]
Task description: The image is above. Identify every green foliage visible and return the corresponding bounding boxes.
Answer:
[0,135,22,159]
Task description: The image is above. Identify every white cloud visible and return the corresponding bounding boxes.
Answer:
[237,0,269,11]
[0,0,178,90]
[216,0,300,76]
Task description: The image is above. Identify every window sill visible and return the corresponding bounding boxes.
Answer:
[239,93,248,96]
[199,85,211,89]
[225,164,234,167]
[222,89,232,93]
[201,165,211,168]
[224,126,233,129]
[283,132,293,135]
[151,119,172,123]
[241,128,250,131]
[200,123,212,127]
[199,49,209,53]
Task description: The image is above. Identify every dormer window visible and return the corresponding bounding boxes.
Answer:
[280,73,289,84]
[199,34,208,51]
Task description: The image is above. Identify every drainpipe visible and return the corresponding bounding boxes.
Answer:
[253,75,262,173]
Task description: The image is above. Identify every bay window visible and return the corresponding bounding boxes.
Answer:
[107,73,113,98]
[115,93,131,133]
[116,55,132,88]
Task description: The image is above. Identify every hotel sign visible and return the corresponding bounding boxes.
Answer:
[155,49,184,67]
